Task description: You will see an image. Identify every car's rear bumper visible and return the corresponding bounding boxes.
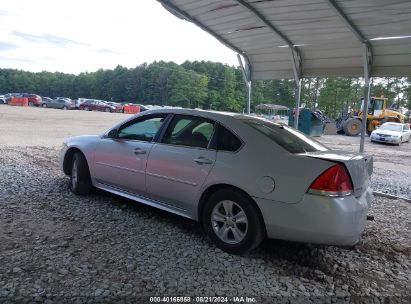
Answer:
[254,187,373,246]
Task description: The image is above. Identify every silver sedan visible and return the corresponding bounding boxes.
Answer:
[60,109,373,254]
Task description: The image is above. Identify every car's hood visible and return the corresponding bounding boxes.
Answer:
[373,129,401,136]
[303,150,373,197]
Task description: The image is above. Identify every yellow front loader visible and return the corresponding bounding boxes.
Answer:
[336,97,405,136]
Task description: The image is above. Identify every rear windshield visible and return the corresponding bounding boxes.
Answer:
[243,118,328,153]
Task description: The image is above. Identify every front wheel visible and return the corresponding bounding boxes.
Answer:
[70,152,92,195]
[202,189,265,255]
[63,106,67,110]
[343,118,362,136]
[105,108,111,112]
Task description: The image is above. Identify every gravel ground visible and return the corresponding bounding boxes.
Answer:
[0,106,410,303]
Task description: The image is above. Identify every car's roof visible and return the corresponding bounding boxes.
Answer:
[142,108,254,121]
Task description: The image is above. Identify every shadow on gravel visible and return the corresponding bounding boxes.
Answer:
[90,187,204,237]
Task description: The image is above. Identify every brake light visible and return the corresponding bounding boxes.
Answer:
[308,164,353,197]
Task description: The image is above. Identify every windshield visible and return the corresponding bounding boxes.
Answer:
[243,118,329,153]
[380,124,403,132]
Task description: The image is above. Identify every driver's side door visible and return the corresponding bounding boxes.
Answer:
[93,114,168,195]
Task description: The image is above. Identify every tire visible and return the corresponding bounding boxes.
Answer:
[85,107,90,111]
[398,137,402,146]
[28,101,34,107]
[202,189,265,255]
[343,118,362,136]
[70,152,92,195]
[63,106,67,110]
[105,108,111,112]
[42,104,47,108]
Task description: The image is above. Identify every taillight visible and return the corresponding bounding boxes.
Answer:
[308,164,353,197]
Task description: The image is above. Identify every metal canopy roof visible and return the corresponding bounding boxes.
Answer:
[158,0,411,80]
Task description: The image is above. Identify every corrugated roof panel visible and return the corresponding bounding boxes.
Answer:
[159,0,411,79]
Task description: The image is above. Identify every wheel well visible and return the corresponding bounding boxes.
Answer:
[198,184,266,229]
[63,147,83,175]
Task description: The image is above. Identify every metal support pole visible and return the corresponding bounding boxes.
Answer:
[360,43,371,153]
[238,54,252,114]
[247,81,251,115]
[294,78,302,129]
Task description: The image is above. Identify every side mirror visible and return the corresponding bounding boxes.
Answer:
[107,129,118,138]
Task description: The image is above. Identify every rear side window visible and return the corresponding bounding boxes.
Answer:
[217,125,242,152]
[243,118,328,153]
[162,115,215,149]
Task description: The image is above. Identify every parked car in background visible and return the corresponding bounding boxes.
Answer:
[0,95,7,104]
[4,93,22,103]
[370,122,411,145]
[60,109,373,254]
[21,93,42,107]
[75,98,92,109]
[79,100,116,112]
[42,98,75,110]
[41,97,54,106]
[107,102,124,113]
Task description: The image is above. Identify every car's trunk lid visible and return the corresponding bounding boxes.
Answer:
[303,151,373,197]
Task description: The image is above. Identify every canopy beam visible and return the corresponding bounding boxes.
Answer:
[238,54,252,114]
[158,0,252,75]
[234,0,302,125]
[325,0,369,44]
[360,43,372,153]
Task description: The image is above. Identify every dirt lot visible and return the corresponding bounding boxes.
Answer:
[0,105,410,303]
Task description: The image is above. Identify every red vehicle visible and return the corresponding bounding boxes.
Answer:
[106,102,124,113]
[79,100,116,112]
[21,93,42,107]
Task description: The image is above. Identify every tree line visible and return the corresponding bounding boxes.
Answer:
[1,61,410,119]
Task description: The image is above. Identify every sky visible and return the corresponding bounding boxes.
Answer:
[0,0,238,74]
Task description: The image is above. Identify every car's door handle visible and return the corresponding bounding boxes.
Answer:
[134,148,146,155]
[194,157,213,165]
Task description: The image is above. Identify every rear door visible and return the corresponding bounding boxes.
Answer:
[93,114,168,195]
[145,114,216,212]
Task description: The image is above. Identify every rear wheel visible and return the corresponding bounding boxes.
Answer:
[63,106,67,110]
[343,118,362,136]
[70,152,92,195]
[42,104,47,108]
[28,101,34,107]
[105,108,111,112]
[202,189,265,255]
[85,106,90,111]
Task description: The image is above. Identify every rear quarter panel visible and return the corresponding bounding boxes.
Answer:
[200,117,334,206]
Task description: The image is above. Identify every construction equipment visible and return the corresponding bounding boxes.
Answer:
[336,97,405,136]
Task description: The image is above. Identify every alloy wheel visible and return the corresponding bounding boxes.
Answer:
[211,200,248,244]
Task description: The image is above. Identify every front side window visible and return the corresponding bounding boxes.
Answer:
[117,115,166,141]
[243,118,328,153]
[162,115,215,149]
